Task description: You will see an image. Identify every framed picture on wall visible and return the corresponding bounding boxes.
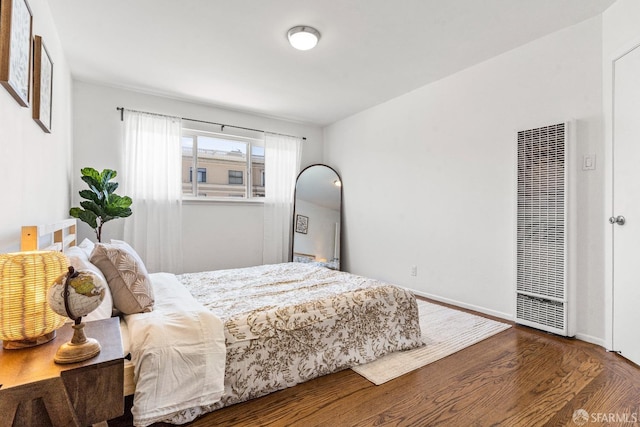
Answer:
[0,0,33,107]
[33,35,52,132]
[295,214,309,234]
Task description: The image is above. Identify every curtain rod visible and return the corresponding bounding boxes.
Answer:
[116,107,306,141]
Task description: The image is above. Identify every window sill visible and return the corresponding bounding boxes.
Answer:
[182,196,265,205]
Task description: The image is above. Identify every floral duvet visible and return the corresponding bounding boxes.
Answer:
[177,262,422,414]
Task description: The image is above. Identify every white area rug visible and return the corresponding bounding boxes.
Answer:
[352,299,512,385]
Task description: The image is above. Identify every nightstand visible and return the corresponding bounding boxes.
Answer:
[0,317,124,426]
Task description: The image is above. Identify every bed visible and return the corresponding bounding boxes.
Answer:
[21,220,423,426]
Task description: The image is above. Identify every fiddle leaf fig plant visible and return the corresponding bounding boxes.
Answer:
[69,167,133,242]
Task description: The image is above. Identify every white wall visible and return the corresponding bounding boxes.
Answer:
[72,81,323,272]
[324,17,605,342]
[602,0,640,349]
[0,0,73,253]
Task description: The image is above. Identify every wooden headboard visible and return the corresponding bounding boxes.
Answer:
[21,219,77,252]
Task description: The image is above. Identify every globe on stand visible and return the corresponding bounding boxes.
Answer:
[48,266,106,364]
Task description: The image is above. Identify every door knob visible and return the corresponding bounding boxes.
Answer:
[609,215,626,225]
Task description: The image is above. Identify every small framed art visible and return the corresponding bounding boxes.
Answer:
[33,35,52,132]
[295,214,308,234]
[0,0,33,107]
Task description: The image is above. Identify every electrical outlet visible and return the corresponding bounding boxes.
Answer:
[410,265,417,277]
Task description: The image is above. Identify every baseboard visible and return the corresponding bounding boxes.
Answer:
[410,289,610,351]
[574,332,608,349]
[410,289,513,322]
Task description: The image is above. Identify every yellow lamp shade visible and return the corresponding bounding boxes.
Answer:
[0,251,68,349]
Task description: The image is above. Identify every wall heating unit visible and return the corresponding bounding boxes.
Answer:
[515,121,575,337]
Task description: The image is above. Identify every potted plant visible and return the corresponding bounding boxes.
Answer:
[69,168,133,242]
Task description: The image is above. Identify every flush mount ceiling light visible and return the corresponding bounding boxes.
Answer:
[287,26,320,51]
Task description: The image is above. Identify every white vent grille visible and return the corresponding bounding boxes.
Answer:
[516,294,564,330]
[516,123,570,335]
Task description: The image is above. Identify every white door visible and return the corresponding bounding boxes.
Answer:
[612,44,640,366]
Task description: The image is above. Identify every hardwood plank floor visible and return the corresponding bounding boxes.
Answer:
[110,305,640,427]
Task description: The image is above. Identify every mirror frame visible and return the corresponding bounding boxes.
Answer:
[291,164,343,270]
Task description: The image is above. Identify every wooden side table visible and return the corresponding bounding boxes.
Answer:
[0,317,124,426]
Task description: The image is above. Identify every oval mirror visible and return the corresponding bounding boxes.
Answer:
[292,164,342,270]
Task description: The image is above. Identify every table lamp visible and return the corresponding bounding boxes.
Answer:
[0,251,68,349]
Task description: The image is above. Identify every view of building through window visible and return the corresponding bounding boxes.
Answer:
[182,130,265,198]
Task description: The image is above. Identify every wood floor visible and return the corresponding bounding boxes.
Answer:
[110,305,640,427]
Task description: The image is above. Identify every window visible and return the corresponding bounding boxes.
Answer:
[228,170,243,185]
[182,126,265,199]
[189,167,207,183]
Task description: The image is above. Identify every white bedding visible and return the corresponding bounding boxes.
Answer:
[124,273,226,427]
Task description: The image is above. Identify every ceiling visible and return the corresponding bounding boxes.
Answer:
[48,0,615,126]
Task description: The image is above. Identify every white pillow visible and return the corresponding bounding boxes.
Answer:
[64,246,114,321]
[78,238,96,258]
[65,246,89,263]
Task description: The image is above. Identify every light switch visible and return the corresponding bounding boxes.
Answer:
[583,154,596,171]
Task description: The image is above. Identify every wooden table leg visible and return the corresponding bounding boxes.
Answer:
[0,378,81,427]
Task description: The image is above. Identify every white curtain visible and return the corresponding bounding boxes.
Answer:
[263,133,302,264]
[122,110,183,274]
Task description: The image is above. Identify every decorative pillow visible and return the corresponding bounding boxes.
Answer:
[90,242,154,314]
[64,246,114,321]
